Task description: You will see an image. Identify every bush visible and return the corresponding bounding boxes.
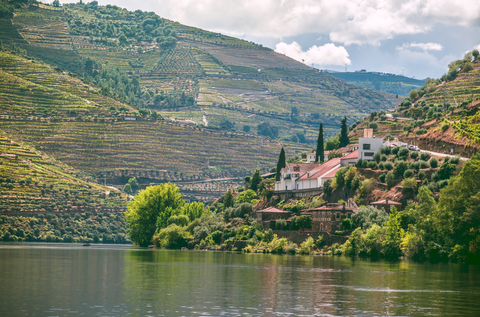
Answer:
[155,224,193,249]
[275,219,287,230]
[393,161,408,179]
[398,147,409,157]
[369,122,378,130]
[442,123,449,132]
[373,151,381,163]
[379,173,386,183]
[419,152,430,161]
[419,160,430,169]
[380,146,391,155]
[362,160,368,168]
[449,156,460,165]
[415,129,427,135]
[429,157,438,168]
[401,178,417,194]
[410,151,419,160]
[392,146,400,155]
[403,169,414,178]
[380,154,388,162]
[355,159,363,168]
[418,170,426,180]
[367,161,377,169]
[352,206,388,229]
[341,218,353,230]
[384,162,394,171]
[378,162,384,170]
[386,172,396,189]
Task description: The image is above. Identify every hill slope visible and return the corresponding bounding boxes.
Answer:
[0,3,398,143]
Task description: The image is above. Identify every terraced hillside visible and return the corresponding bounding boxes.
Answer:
[0,3,397,144]
[0,133,127,215]
[0,49,307,198]
[347,56,480,158]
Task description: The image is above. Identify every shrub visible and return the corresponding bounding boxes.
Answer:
[369,122,378,130]
[386,172,396,189]
[429,157,438,168]
[436,179,449,190]
[392,146,400,155]
[355,159,363,168]
[379,173,386,183]
[419,160,430,169]
[275,219,287,230]
[418,170,426,180]
[403,169,414,178]
[398,147,409,157]
[393,161,408,179]
[415,129,427,135]
[298,237,315,255]
[362,160,368,168]
[378,162,384,170]
[380,146,391,155]
[384,162,394,171]
[449,156,460,165]
[419,152,430,161]
[373,151,381,163]
[367,161,377,169]
[155,224,193,249]
[341,218,353,230]
[380,154,388,162]
[410,151,419,160]
[442,123,449,132]
[352,206,389,230]
[401,178,417,194]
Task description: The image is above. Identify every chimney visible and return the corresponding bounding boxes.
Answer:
[342,202,345,210]
[386,198,389,204]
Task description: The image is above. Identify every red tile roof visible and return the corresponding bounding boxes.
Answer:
[306,203,356,212]
[256,206,289,213]
[320,166,341,178]
[370,199,402,205]
[284,162,321,175]
[341,149,359,160]
[297,158,341,180]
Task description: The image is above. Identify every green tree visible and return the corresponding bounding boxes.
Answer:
[128,177,139,191]
[339,116,349,147]
[275,148,286,181]
[382,207,403,259]
[236,189,258,204]
[181,201,205,221]
[250,169,262,192]
[123,183,132,195]
[125,183,184,247]
[223,189,234,208]
[295,215,313,230]
[316,123,324,163]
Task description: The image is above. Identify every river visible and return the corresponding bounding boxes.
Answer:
[0,243,479,316]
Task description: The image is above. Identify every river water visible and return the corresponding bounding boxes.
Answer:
[0,243,479,316]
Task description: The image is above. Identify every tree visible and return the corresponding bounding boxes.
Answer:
[382,207,404,259]
[315,123,324,163]
[125,183,184,247]
[250,169,262,192]
[123,183,132,195]
[295,215,313,230]
[352,206,389,229]
[128,177,138,192]
[339,116,349,147]
[223,189,234,208]
[181,201,205,222]
[275,147,286,181]
[236,189,258,204]
[53,0,60,7]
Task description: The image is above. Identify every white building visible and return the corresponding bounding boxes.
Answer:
[275,159,343,191]
[358,129,384,161]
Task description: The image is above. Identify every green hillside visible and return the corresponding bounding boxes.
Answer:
[0,2,397,143]
[347,52,480,158]
[326,71,425,97]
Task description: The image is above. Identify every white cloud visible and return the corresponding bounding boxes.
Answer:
[275,42,351,66]
[147,0,480,46]
[397,42,443,51]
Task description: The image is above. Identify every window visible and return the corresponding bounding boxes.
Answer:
[293,165,300,172]
[347,213,351,219]
[364,152,375,157]
[336,213,340,219]
[363,143,371,150]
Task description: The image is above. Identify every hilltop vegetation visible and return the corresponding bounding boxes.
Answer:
[326,71,425,97]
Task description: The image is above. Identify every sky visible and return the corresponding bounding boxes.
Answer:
[55,0,480,79]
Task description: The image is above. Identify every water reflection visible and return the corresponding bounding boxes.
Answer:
[1,243,480,316]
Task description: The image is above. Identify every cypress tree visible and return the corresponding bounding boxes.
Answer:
[315,123,324,163]
[339,116,349,147]
[275,147,286,181]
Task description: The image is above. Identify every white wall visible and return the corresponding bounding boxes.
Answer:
[359,137,384,160]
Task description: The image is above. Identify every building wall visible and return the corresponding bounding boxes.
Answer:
[359,137,384,160]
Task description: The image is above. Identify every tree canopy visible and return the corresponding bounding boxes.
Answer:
[125,183,184,247]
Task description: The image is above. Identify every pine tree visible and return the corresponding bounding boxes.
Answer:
[339,116,349,147]
[315,123,324,163]
[275,147,286,181]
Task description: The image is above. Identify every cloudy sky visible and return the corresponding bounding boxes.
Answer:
[58,0,480,79]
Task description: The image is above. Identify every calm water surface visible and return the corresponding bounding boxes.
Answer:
[0,243,479,316]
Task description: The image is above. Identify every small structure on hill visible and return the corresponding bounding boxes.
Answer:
[370,198,402,212]
[256,206,290,223]
[359,129,385,160]
[303,201,358,233]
